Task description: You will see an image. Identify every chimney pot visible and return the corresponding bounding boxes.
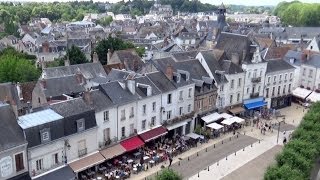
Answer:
[166,64,173,81]
[83,90,93,105]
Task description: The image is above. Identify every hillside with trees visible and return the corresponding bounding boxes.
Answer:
[273,1,320,26]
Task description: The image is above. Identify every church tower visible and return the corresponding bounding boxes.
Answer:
[217,3,226,30]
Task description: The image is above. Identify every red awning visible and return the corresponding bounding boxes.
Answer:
[120,136,144,152]
[139,126,167,142]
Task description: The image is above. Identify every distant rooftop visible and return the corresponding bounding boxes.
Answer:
[18,109,63,129]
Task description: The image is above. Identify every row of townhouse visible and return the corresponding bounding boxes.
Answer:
[0,61,199,179]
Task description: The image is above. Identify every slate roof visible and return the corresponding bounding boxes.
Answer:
[43,62,107,79]
[283,50,303,66]
[106,69,143,82]
[171,50,199,62]
[99,81,139,105]
[0,104,26,152]
[303,54,320,68]
[146,71,176,93]
[220,60,244,74]
[285,27,320,40]
[199,51,228,84]
[135,76,161,98]
[215,32,252,62]
[50,98,93,117]
[153,57,209,80]
[109,49,145,72]
[266,59,295,73]
[41,75,85,98]
[0,82,21,109]
[89,90,114,112]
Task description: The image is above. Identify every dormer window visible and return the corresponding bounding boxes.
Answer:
[40,128,50,143]
[77,119,85,132]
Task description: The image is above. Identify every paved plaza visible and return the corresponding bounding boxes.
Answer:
[132,104,307,180]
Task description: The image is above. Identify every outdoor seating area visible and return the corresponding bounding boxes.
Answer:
[73,125,205,180]
[202,112,246,138]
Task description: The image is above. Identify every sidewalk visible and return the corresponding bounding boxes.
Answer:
[189,134,279,180]
[132,103,307,180]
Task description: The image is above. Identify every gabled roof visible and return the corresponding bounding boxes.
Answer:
[146,71,176,93]
[0,82,21,109]
[88,90,114,112]
[264,47,291,60]
[99,81,139,105]
[266,59,295,73]
[50,98,93,117]
[216,32,252,62]
[41,75,85,98]
[221,60,244,74]
[0,104,26,151]
[171,50,199,62]
[43,62,107,79]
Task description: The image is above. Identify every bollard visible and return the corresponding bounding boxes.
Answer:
[235,151,236,156]
[243,147,245,151]
[251,144,252,147]
[214,144,215,148]
[259,140,261,143]
[237,134,239,138]
[206,148,207,152]
[217,161,219,166]
[197,152,199,157]
[188,157,190,161]
[208,166,210,171]
[244,131,246,135]
[198,172,200,177]
[226,156,228,160]
[222,140,224,144]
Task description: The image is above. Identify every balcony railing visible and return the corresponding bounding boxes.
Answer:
[162,111,195,126]
[78,148,87,157]
[250,92,259,98]
[251,77,261,83]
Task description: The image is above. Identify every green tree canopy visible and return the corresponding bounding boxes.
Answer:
[264,102,320,179]
[274,1,320,26]
[95,36,135,65]
[156,168,182,180]
[0,48,40,83]
[66,45,88,65]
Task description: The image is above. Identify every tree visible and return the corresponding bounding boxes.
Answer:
[96,16,113,26]
[156,169,182,180]
[65,45,88,65]
[0,48,40,83]
[95,36,135,65]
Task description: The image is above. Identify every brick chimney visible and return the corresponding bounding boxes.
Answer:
[165,64,173,81]
[75,70,84,84]
[83,89,93,105]
[42,41,50,53]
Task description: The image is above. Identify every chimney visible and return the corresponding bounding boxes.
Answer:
[127,79,135,94]
[301,52,307,62]
[83,89,93,105]
[40,78,46,89]
[16,82,23,101]
[64,58,70,66]
[107,49,112,63]
[231,53,240,65]
[92,52,99,63]
[75,70,84,84]
[42,41,50,53]
[242,49,247,61]
[147,86,152,96]
[165,64,173,81]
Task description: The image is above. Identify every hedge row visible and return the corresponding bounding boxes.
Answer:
[264,102,320,180]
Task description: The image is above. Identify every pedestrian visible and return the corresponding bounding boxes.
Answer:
[168,154,173,167]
